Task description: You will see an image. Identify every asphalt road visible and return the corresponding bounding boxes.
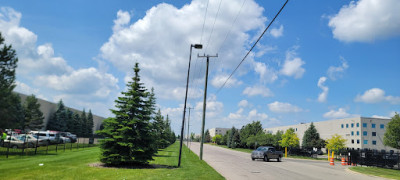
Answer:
[187,142,384,180]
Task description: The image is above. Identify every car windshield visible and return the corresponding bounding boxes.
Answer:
[256,147,264,151]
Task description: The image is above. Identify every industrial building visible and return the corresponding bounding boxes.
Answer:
[209,128,230,137]
[17,92,105,132]
[264,117,397,152]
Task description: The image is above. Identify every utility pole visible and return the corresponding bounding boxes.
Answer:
[187,107,193,152]
[198,53,218,160]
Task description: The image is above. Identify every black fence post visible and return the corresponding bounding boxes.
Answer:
[70,141,72,151]
[56,143,58,153]
[34,133,39,155]
[64,142,66,152]
[6,137,10,158]
[77,138,79,150]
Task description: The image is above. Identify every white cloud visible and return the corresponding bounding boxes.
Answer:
[211,74,242,88]
[317,76,329,103]
[36,68,118,97]
[268,101,303,113]
[327,57,349,80]
[242,85,273,97]
[253,60,278,84]
[195,94,224,118]
[355,88,400,104]
[323,108,354,119]
[280,49,305,79]
[100,0,267,101]
[270,25,284,38]
[0,7,120,117]
[328,0,400,42]
[238,100,249,108]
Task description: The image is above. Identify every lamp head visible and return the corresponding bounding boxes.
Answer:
[193,44,203,49]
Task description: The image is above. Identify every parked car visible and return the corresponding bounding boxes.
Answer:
[60,132,77,143]
[251,146,283,162]
[18,134,48,146]
[3,136,35,148]
[30,131,61,144]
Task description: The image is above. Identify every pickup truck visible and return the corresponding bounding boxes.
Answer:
[251,146,283,162]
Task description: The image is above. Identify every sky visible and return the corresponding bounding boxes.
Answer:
[0,0,399,134]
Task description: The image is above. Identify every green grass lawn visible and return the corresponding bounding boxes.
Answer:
[349,166,400,180]
[0,142,224,180]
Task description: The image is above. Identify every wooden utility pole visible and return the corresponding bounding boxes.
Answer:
[198,53,218,160]
[187,107,193,152]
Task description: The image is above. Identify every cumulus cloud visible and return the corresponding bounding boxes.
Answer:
[211,74,242,88]
[372,115,390,119]
[270,25,284,38]
[238,100,249,108]
[0,7,120,117]
[242,85,273,97]
[328,0,400,42]
[268,101,303,113]
[100,0,266,101]
[355,88,400,104]
[280,49,305,79]
[195,94,224,118]
[317,77,329,102]
[323,108,355,119]
[253,60,278,84]
[327,57,349,80]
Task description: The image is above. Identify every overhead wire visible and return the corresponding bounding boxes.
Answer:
[215,0,289,94]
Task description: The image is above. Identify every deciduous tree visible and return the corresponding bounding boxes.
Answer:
[384,113,400,149]
[279,128,300,149]
[325,134,346,152]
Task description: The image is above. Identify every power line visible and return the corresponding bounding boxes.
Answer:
[203,0,224,54]
[215,0,289,94]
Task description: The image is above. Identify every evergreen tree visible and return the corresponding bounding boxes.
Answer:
[97,63,157,166]
[47,100,67,131]
[227,127,240,148]
[204,129,211,143]
[0,33,20,129]
[66,109,74,132]
[86,110,94,136]
[153,109,167,148]
[71,113,81,135]
[23,94,44,131]
[80,109,87,136]
[302,122,324,149]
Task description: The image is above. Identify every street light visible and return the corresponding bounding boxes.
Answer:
[178,43,202,167]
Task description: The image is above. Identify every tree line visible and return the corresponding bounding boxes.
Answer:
[97,63,176,166]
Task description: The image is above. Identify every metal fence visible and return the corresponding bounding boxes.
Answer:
[0,136,99,159]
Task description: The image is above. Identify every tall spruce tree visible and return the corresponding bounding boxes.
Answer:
[47,100,67,131]
[86,110,94,136]
[0,32,20,129]
[153,109,167,148]
[97,63,156,166]
[80,109,87,136]
[71,113,81,135]
[66,109,74,132]
[23,94,44,131]
[204,129,211,143]
[302,122,324,149]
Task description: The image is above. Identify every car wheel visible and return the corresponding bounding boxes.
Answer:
[264,155,269,162]
[278,156,281,162]
[28,143,34,148]
[12,145,18,149]
[252,158,255,161]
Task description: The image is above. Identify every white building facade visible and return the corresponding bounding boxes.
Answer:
[209,128,230,137]
[264,117,397,152]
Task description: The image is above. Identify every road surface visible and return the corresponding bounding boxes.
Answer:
[188,142,384,180]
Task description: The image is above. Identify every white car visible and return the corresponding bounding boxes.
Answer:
[30,131,61,144]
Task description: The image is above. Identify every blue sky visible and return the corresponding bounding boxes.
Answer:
[0,0,399,134]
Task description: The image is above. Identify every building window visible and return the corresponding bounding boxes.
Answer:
[346,124,349,128]
[351,131,354,136]
[351,123,354,128]
[357,139,360,144]
[372,123,376,128]
[363,131,367,136]
[380,124,384,129]
[357,131,360,136]
[341,124,344,128]
[372,140,377,145]
[372,132,376,136]
[364,140,368,144]
[351,139,354,144]
[363,123,367,128]
[357,123,359,127]
[296,128,297,131]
